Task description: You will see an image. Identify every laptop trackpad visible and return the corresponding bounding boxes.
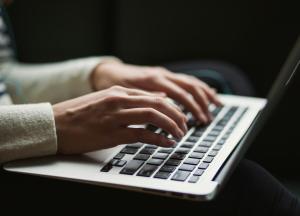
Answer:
[4,145,122,171]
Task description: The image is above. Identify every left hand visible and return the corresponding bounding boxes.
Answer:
[90,62,222,123]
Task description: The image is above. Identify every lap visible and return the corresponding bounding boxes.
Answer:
[1,159,299,215]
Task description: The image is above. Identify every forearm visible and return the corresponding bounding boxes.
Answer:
[0,103,57,164]
[2,56,120,104]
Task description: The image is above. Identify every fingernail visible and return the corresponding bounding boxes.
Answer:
[207,112,213,122]
[166,139,176,146]
[176,129,184,139]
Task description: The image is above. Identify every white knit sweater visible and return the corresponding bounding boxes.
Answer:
[0,56,118,164]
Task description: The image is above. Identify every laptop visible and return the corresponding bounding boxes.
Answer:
[3,37,300,201]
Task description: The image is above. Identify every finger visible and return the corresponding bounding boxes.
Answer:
[119,96,188,132]
[115,108,185,139]
[117,128,176,147]
[169,74,223,106]
[166,75,212,120]
[204,87,223,106]
[151,78,208,123]
[123,87,166,97]
[195,81,223,106]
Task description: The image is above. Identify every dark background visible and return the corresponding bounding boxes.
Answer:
[1,0,299,209]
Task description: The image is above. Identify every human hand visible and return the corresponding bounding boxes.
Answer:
[91,62,222,123]
[53,86,187,154]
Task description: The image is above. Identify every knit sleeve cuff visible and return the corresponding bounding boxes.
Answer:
[66,56,122,97]
[0,103,57,164]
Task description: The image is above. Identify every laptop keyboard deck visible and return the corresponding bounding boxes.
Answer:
[101,105,248,184]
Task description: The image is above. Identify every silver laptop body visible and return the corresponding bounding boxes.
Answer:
[4,37,300,201]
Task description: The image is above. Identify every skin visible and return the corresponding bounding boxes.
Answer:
[53,61,222,155]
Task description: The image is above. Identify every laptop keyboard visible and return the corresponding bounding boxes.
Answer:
[101,105,248,183]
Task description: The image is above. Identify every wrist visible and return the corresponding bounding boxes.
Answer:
[52,104,67,154]
[89,60,123,91]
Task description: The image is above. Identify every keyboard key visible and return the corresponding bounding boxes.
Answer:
[152,153,169,160]
[154,171,171,179]
[203,156,214,163]
[199,141,213,147]
[100,163,113,172]
[186,136,199,143]
[208,130,220,137]
[217,139,226,145]
[172,170,190,181]
[212,107,222,117]
[170,153,186,160]
[112,159,124,166]
[160,165,176,173]
[180,142,194,148]
[222,134,230,139]
[213,144,222,151]
[194,146,209,153]
[194,169,204,176]
[192,131,203,137]
[175,148,190,154]
[145,144,158,149]
[120,160,144,175]
[193,126,206,134]
[140,147,156,155]
[216,119,228,126]
[189,152,204,159]
[208,150,218,157]
[158,148,173,154]
[137,164,159,177]
[134,153,150,161]
[203,136,216,142]
[121,147,139,154]
[179,164,196,171]
[198,162,209,169]
[165,159,182,166]
[147,158,164,166]
[189,175,200,183]
[213,125,224,131]
[114,160,127,167]
[184,158,200,165]
[114,153,125,160]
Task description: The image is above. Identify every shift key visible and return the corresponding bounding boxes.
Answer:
[120,160,144,175]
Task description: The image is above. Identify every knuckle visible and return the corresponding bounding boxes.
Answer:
[192,85,199,92]
[146,73,160,82]
[144,108,156,119]
[153,97,165,109]
[179,90,190,99]
[189,85,198,93]
[110,85,124,91]
[103,95,126,108]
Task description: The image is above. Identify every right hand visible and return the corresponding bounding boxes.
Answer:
[53,86,188,155]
